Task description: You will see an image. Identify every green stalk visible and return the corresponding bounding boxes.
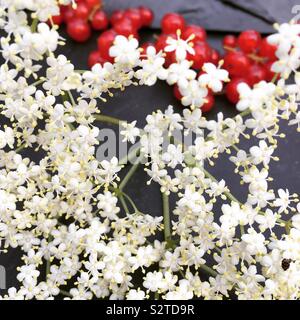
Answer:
[119,162,140,190]
[162,193,171,242]
[94,114,124,126]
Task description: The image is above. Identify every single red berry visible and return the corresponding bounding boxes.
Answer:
[173,84,182,101]
[161,13,185,34]
[210,49,220,65]
[138,6,154,27]
[67,19,91,42]
[97,29,117,60]
[164,51,177,67]
[264,61,278,82]
[201,93,215,113]
[238,29,261,53]
[223,51,251,77]
[187,42,212,70]
[246,63,267,86]
[85,0,101,10]
[62,5,75,23]
[223,34,237,49]
[88,50,108,68]
[110,10,124,26]
[91,10,109,30]
[113,17,137,37]
[182,25,206,42]
[73,3,90,20]
[124,8,142,29]
[225,78,249,104]
[48,14,63,26]
[259,37,277,61]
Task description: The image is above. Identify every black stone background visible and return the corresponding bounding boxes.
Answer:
[0,0,299,296]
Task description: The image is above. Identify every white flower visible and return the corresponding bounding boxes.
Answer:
[249,140,275,167]
[126,289,146,300]
[198,63,229,92]
[164,32,195,61]
[179,79,208,108]
[120,121,140,144]
[166,60,196,88]
[135,46,168,86]
[0,127,14,149]
[109,35,140,66]
[17,264,40,287]
[161,144,183,168]
[254,209,277,231]
[273,189,292,213]
[241,229,267,255]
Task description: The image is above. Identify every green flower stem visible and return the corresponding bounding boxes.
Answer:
[119,194,130,214]
[67,90,76,106]
[121,191,140,213]
[32,78,45,87]
[119,147,140,166]
[200,264,218,277]
[31,18,38,33]
[162,193,171,242]
[239,108,252,118]
[119,162,140,190]
[59,289,72,298]
[94,114,125,126]
[15,144,26,153]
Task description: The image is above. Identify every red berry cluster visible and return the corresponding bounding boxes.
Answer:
[50,5,279,113]
[89,7,154,68]
[150,13,220,112]
[154,13,219,68]
[223,30,278,103]
[50,0,108,42]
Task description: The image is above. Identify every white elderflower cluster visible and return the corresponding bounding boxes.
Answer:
[0,0,300,300]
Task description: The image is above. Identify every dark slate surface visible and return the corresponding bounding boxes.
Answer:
[0,0,299,295]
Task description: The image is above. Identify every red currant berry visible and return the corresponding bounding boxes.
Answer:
[88,50,108,68]
[138,6,154,27]
[48,14,63,26]
[173,84,182,101]
[110,10,124,26]
[113,17,137,37]
[85,0,101,10]
[259,37,277,61]
[161,13,185,34]
[238,29,261,53]
[97,29,117,60]
[223,35,237,52]
[91,10,109,30]
[182,25,206,42]
[187,42,211,70]
[124,8,142,30]
[67,19,91,42]
[225,78,249,104]
[210,49,220,65]
[62,5,75,23]
[246,63,267,86]
[223,51,251,77]
[73,3,90,20]
[201,93,215,113]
